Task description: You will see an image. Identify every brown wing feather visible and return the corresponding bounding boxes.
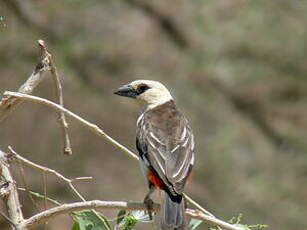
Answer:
[165,124,194,194]
[136,102,194,196]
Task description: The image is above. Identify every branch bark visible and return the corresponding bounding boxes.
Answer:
[0,40,72,155]
[3,91,138,160]
[0,150,25,230]
[20,200,244,230]
[8,146,91,202]
[38,40,72,155]
[0,40,50,122]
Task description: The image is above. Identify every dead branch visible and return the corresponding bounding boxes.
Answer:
[38,40,72,155]
[0,40,50,122]
[186,209,244,230]
[0,40,72,155]
[0,209,15,228]
[0,150,24,230]
[3,92,138,160]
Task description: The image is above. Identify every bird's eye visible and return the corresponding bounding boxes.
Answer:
[137,84,150,94]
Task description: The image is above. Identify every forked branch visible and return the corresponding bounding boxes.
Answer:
[0,150,24,230]
[8,146,91,202]
[38,40,72,155]
[0,40,72,155]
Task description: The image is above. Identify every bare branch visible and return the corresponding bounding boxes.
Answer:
[16,160,41,211]
[0,150,24,230]
[20,200,245,230]
[0,209,16,229]
[42,172,47,211]
[184,194,215,218]
[4,92,138,160]
[186,209,245,230]
[21,200,155,229]
[38,40,72,155]
[18,188,62,206]
[8,146,90,202]
[0,40,72,155]
[0,40,50,122]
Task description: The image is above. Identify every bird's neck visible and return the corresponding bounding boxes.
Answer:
[145,99,175,112]
[146,95,173,110]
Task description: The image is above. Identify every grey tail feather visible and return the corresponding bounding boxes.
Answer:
[160,191,185,230]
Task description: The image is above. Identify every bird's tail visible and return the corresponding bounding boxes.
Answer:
[160,191,185,230]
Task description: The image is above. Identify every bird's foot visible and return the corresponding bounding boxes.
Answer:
[144,197,154,220]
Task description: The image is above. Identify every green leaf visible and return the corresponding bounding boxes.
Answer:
[188,218,203,230]
[117,210,127,225]
[71,210,111,230]
[131,210,152,223]
[71,221,81,230]
[120,215,138,230]
[115,212,138,230]
[115,210,153,230]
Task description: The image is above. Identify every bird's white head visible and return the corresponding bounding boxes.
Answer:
[114,80,173,109]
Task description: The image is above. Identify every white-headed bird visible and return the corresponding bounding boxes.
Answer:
[114,80,195,230]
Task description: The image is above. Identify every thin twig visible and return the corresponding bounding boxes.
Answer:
[38,40,72,155]
[42,172,47,211]
[186,209,244,230]
[42,171,48,230]
[18,188,62,206]
[4,92,138,160]
[0,209,16,229]
[16,160,40,212]
[184,194,222,230]
[184,194,215,217]
[8,146,91,202]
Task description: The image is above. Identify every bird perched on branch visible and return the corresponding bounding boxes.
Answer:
[114,80,195,230]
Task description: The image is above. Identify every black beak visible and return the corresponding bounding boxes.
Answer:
[114,84,138,98]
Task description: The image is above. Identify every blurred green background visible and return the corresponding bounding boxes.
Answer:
[1,0,307,229]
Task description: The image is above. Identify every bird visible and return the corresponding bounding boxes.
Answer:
[114,80,195,230]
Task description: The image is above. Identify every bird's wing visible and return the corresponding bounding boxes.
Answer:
[165,122,194,194]
[136,112,194,196]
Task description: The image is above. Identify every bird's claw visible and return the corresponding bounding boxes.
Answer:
[144,197,154,220]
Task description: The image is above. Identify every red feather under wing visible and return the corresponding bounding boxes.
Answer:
[148,170,164,189]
